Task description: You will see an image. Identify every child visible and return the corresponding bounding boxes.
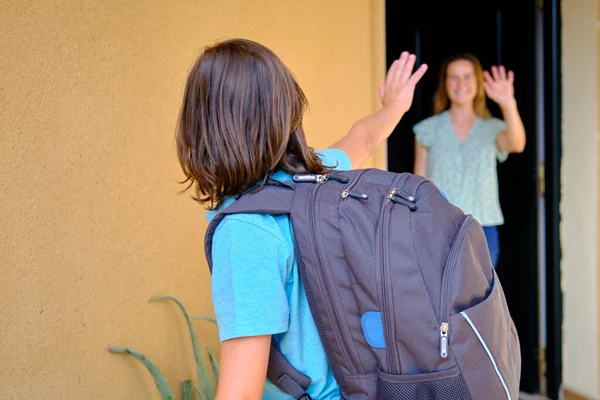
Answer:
[176,38,427,399]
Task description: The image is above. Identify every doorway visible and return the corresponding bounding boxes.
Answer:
[384,0,562,396]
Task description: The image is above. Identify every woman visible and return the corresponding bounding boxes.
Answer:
[413,53,525,268]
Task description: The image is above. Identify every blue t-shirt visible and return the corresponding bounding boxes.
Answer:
[206,149,352,399]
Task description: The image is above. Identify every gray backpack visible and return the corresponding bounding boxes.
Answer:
[205,168,521,400]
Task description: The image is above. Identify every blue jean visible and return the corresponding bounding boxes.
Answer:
[483,226,500,269]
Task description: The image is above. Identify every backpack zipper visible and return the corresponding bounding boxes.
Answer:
[293,173,350,184]
[380,174,409,373]
[387,188,418,211]
[341,190,369,200]
[439,215,474,358]
[380,198,399,372]
[339,169,371,200]
[306,181,360,375]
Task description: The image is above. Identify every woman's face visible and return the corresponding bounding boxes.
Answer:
[445,60,477,107]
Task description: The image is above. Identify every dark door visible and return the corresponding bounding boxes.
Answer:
[385,0,541,394]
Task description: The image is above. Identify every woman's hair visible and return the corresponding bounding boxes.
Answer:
[433,52,491,118]
[176,38,328,209]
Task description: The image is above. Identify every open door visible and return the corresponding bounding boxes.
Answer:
[385,0,545,394]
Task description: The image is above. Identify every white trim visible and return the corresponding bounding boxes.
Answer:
[461,311,511,400]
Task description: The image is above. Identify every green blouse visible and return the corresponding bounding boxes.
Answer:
[413,111,508,226]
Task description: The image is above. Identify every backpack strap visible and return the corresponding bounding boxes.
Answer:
[203,182,312,399]
[267,345,312,399]
[204,182,295,272]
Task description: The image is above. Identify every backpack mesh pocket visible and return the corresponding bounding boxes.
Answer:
[376,365,472,400]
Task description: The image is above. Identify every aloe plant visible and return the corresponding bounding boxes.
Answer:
[182,380,194,400]
[109,296,219,400]
[108,347,176,400]
[149,296,217,400]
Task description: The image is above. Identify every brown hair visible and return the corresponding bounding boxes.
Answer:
[176,39,328,209]
[433,52,491,118]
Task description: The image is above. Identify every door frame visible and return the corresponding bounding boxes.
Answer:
[542,0,563,397]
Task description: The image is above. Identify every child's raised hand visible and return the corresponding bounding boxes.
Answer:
[331,52,427,168]
[379,52,428,114]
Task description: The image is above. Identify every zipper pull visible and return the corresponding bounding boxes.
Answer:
[387,188,418,211]
[293,174,328,183]
[440,322,449,358]
[341,190,369,200]
[328,173,350,183]
[395,189,416,203]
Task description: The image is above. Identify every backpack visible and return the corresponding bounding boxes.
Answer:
[204,168,521,400]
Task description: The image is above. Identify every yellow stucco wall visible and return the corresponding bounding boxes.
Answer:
[0,1,384,398]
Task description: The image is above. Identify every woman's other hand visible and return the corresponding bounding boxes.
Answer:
[483,65,516,109]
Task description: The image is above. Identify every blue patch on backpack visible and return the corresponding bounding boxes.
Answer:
[361,312,386,349]
[438,188,448,200]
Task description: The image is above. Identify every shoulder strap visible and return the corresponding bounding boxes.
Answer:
[267,345,312,399]
[204,183,294,273]
[203,182,313,399]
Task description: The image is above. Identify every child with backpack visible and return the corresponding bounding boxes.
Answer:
[176,38,427,399]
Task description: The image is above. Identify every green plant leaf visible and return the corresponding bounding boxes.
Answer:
[191,316,217,324]
[182,380,194,400]
[108,347,176,400]
[194,385,208,400]
[205,345,219,384]
[149,296,215,400]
